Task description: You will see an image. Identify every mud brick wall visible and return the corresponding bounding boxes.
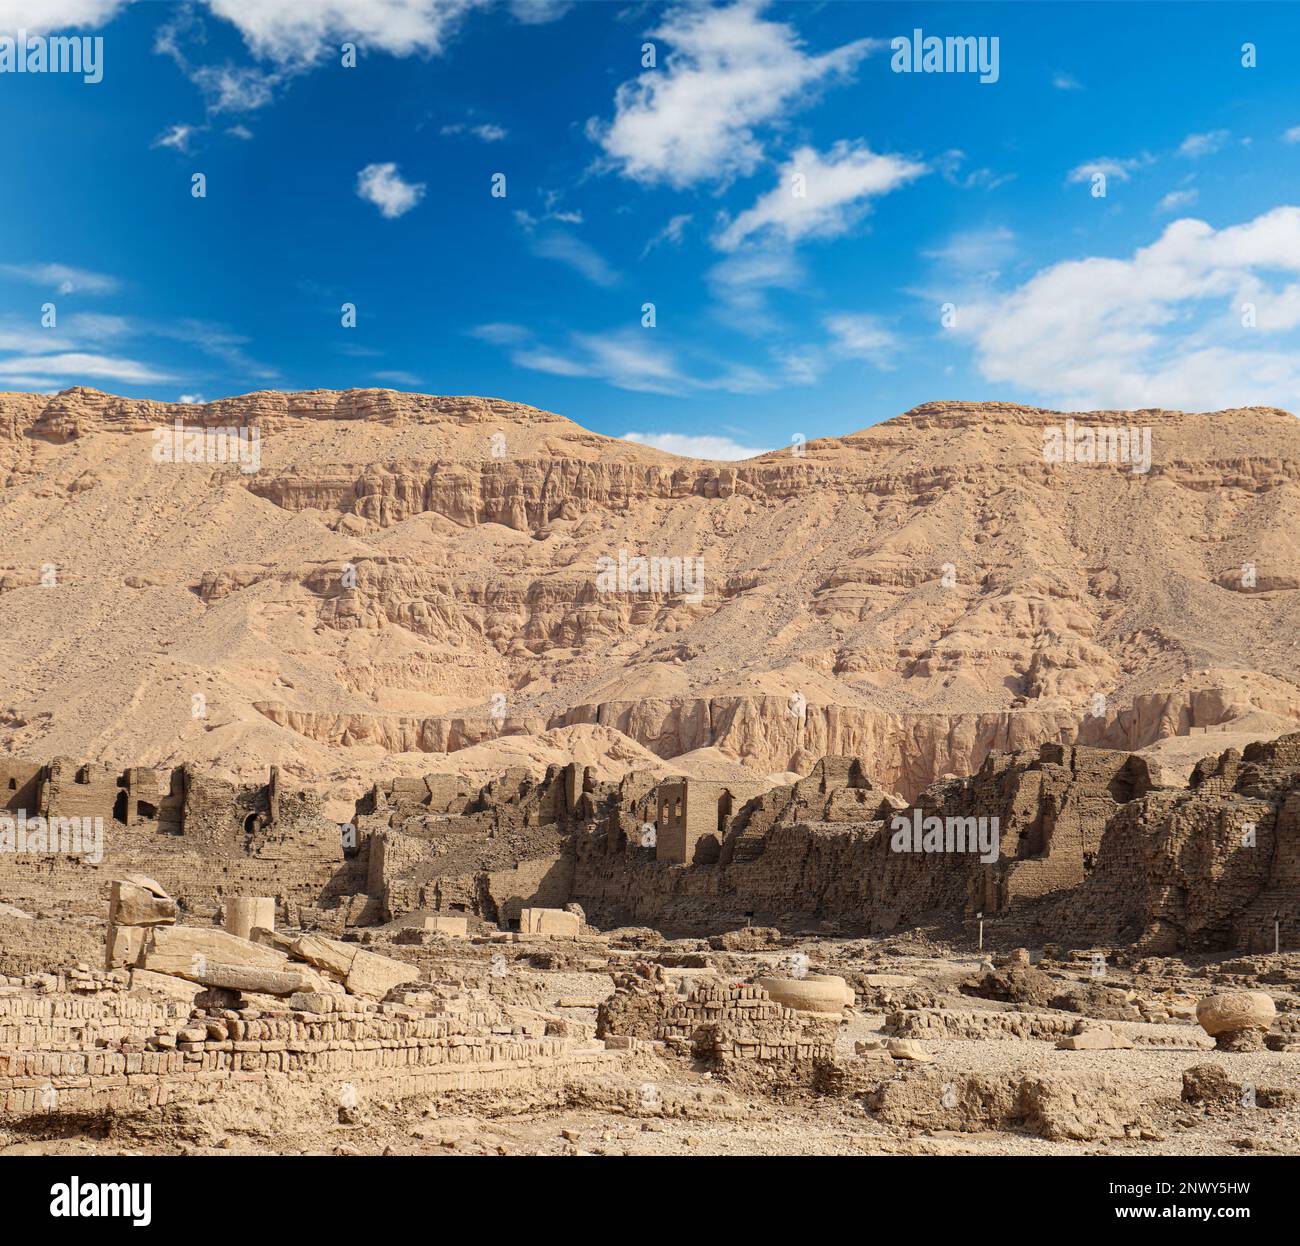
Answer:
[41,759,120,823]
[1039,792,1280,952]
[701,1017,837,1067]
[0,992,190,1050]
[484,855,574,924]
[572,817,976,935]
[598,979,837,1065]
[0,991,618,1120]
[0,761,43,814]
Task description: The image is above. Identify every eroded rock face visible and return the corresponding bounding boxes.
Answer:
[866,1070,1153,1141]
[1196,991,1277,1050]
[1,388,1297,806]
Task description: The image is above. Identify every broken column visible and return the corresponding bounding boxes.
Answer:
[224,896,275,940]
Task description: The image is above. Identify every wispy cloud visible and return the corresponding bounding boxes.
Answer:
[441,121,508,142]
[923,226,1016,279]
[472,322,777,396]
[823,313,900,369]
[1158,188,1199,213]
[1066,154,1151,185]
[507,0,572,23]
[528,231,620,287]
[513,197,617,285]
[0,352,173,384]
[1179,129,1230,158]
[706,246,803,330]
[151,123,202,152]
[0,262,118,295]
[934,149,1013,192]
[641,213,692,259]
[1052,72,1082,90]
[715,141,925,252]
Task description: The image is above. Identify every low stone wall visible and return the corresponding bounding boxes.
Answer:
[0,986,618,1121]
[597,972,838,1069]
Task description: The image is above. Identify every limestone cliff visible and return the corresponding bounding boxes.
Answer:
[0,386,1297,805]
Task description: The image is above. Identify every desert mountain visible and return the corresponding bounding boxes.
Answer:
[1,387,1297,813]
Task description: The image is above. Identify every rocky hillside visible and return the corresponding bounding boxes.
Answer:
[1,387,1297,809]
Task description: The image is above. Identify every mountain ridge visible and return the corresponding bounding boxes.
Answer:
[1,387,1297,816]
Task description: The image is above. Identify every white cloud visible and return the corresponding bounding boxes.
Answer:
[0,352,173,383]
[513,204,618,286]
[774,312,901,383]
[528,231,620,287]
[641,213,692,258]
[934,149,1013,191]
[227,123,254,140]
[1066,155,1149,185]
[356,162,425,218]
[0,0,128,31]
[470,322,530,347]
[706,245,803,329]
[523,329,683,394]
[190,62,280,112]
[441,121,507,141]
[1158,188,1199,213]
[923,226,1016,277]
[1179,129,1229,158]
[1284,126,1300,145]
[587,1,878,189]
[202,0,486,67]
[952,207,1300,410]
[714,141,926,251]
[623,431,770,459]
[151,123,202,152]
[0,309,275,393]
[823,313,899,369]
[474,323,777,396]
[179,393,204,403]
[0,262,117,294]
[507,0,571,23]
[1052,72,1082,90]
[373,370,422,386]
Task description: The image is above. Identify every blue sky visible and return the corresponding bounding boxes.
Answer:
[2,0,1300,456]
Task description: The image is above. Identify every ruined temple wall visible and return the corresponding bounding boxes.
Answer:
[572,820,978,935]
[484,855,574,925]
[0,761,43,814]
[41,759,119,823]
[1032,791,1281,953]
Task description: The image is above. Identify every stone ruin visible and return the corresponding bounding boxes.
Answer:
[1,871,620,1122]
[0,739,1295,1149]
[2,735,1299,955]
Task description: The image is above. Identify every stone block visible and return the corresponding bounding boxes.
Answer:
[140,924,289,977]
[518,908,581,939]
[344,949,420,1000]
[108,875,177,928]
[105,924,145,970]
[290,934,358,978]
